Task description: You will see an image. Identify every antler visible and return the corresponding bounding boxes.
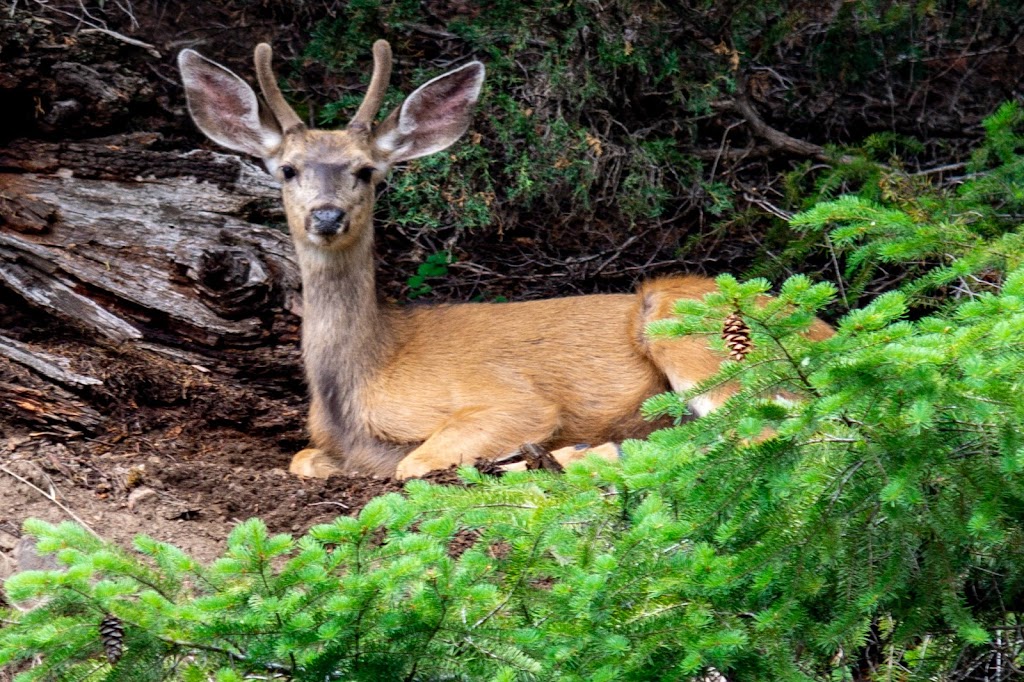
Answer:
[254,43,304,133]
[349,40,393,132]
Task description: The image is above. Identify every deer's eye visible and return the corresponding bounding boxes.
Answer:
[280,165,297,181]
[355,166,375,183]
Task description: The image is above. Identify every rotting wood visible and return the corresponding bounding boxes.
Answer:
[0,136,302,350]
[0,135,308,437]
[0,243,143,343]
[0,334,103,388]
[0,376,103,433]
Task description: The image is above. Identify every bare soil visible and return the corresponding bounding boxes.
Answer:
[0,420,413,566]
[0,425,480,585]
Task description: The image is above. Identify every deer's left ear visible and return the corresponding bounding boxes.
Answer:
[372,61,484,164]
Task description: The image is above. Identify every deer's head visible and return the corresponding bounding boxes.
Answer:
[178,42,484,252]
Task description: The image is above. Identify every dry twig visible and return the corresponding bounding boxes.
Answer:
[0,463,103,539]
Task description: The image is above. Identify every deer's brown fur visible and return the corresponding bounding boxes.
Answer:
[178,42,832,480]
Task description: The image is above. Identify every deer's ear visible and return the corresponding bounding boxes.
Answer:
[178,49,282,158]
[372,61,484,164]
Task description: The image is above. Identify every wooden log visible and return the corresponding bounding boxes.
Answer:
[0,136,302,351]
[0,2,307,428]
[0,239,143,344]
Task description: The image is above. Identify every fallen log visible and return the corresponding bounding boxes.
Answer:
[0,135,302,349]
[0,134,307,436]
[0,361,103,435]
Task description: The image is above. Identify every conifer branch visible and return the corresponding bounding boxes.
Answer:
[623,601,690,625]
[471,533,546,632]
[404,583,449,682]
[154,635,249,661]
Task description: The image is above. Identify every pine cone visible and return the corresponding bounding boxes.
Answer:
[99,614,125,664]
[722,311,752,361]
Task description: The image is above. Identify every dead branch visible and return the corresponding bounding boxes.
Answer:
[724,75,857,165]
[0,335,102,388]
[0,463,103,539]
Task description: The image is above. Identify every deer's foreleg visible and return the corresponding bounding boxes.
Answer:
[394,402,560,480]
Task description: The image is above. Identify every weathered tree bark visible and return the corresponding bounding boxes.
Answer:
[0,135,302,344]
[0,9,310,439]
[0,134,306,435]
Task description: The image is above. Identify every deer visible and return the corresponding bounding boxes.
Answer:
[177,40,832,480]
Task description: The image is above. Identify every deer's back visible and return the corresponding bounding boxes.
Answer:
[364,278,716,446]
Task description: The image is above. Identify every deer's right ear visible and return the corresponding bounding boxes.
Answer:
[178,49,282,158]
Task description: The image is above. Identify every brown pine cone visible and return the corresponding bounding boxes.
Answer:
[722,311,752,361]
[99,614,125,664]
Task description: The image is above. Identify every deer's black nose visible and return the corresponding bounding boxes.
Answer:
[309,207,346,235]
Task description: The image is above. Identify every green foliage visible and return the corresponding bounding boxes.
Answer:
[771,102,1024,311]
[0,488,747,680]
[642,267,1024,675]
[275,0,1024,287]
[301,0,713,236]
[406,250,453,299]
[288,0,1023,298]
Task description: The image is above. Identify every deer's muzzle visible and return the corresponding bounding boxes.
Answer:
[309,207,346,237]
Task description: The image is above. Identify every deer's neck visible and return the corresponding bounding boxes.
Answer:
[295,229,412,474]
[296,232,391,402]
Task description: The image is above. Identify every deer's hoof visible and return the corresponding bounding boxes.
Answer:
[549,442,621,467]
[394,454,442,481]
[289,448,341,478]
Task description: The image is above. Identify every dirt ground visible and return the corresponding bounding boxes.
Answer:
[0,421,414,570]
